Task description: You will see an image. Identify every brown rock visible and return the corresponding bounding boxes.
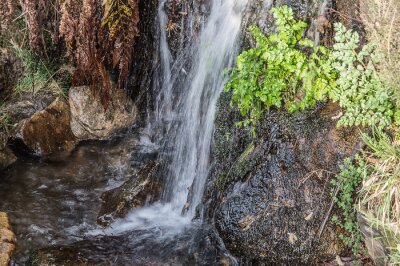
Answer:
[0,212,16,266]
[9,98,77,160]
[97,162,161,226]
[69,86,138,140]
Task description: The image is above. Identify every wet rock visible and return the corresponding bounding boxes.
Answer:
[205,93,360,264]
[97,162,161,226]
[69,86,138,140]
[8,98,77,160]
[0,48,23,102]
[0,212,16,266]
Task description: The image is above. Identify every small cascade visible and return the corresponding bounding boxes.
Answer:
[102,0,248,234]
[162,0,249,219]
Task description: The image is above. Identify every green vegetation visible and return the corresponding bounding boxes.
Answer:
[225,6,334,129]
[330,156,365,252]
[225,5,400,258]
[13,46,50,96]
[330,23,396,128]
[225,6,398,131]
[12,43,69,98]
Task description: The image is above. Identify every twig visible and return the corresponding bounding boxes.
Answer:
[326,8,363,23]
[318,185,340,238]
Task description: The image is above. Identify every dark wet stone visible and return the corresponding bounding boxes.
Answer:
[205,90,361,264]
[97,162,161,226]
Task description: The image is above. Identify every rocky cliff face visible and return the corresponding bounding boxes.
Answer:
[202,0,364,264]
[205,94,360,264]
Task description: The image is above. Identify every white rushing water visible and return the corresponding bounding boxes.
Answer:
[95,0,248,236]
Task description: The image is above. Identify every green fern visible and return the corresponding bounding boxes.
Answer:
[225,6,335,130]
[225,6,397,132]
[329,23,395,128]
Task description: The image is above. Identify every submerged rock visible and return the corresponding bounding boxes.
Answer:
[8,98,77,160]
[69,86,138,140]
[205,92,361,264]
[0,212,16,266]
[97,162,161,226]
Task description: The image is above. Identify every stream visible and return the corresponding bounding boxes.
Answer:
[0,0,249,264]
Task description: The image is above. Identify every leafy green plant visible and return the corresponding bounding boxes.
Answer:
[329,23,395,128]
[225,6,398,131]
[331,156,366,252]
[225,6,334,130]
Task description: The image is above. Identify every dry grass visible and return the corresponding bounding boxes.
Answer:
[359,2,400,263]
[359,130,400,264]
[360,0,400,104]
[361,131,400,232]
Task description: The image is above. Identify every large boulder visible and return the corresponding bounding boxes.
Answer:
[8,98,77,160]
[69,86,138,140]
[0,212,16,266]
[205,92,361,264]
[97,162,161,226]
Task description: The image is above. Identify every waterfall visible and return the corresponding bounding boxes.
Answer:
[162,0,248,219]
[99,0,248,235]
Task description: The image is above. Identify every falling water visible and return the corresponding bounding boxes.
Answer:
[100,0,248,234]
[154,0,173,122]
[163,0,248,218]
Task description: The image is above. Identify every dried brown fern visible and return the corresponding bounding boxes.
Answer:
[60,0,140,106]
[1,0,140,106]
[102,0,140,89]
[0,0,17,29]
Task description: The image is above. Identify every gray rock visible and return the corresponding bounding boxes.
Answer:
[97,162,161,226]
[3,91,56,123]
[69,86,138,140]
